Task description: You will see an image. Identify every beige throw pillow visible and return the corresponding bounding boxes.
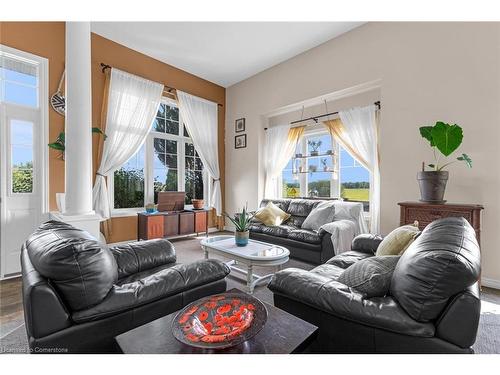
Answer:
[375,221,420,256]
[254,202,291,226]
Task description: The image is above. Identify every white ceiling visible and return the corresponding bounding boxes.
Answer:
[91,22,364,87]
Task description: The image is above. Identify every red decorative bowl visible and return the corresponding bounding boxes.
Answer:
[171,292,267,349]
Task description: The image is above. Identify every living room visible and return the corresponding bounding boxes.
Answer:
[1,0,499,371]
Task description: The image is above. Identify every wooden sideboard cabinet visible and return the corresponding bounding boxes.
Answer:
[398,202,484,245]
[137,209,209,241]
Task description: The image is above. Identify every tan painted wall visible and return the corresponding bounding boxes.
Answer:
[225,22,500,283]
[1,22,226,243]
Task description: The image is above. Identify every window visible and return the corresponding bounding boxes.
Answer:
[112,99,206,212]
[280,130,370,211]
[113,145,145,208]
[339,148,370,211]
[10,120,34,193]
[0,55,39,108]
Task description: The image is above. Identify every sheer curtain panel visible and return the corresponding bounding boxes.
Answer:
[324,104,380,233]
[92,68,163,221]
[264,124,305,198]
[176,90,221,215]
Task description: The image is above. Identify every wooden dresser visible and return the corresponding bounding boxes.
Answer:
[137,209,209,241]
[398,202,484,245]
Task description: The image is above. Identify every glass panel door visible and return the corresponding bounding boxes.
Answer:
[10,119,34,193]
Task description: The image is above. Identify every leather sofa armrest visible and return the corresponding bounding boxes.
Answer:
[21,247,72,339]
[268,268,434,337]
[72,259,230,323]
[435,283,481,348]
[110,238,176,279]
[351,234,383,254]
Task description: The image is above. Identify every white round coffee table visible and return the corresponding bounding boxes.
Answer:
[200,235,290,294]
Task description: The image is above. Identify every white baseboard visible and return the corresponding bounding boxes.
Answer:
[481,277,500,290]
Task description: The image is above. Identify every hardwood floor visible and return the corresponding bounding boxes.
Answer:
[0,277,24,338]
[0,277,23,323]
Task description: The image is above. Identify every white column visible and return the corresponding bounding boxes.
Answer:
[64,22,94,216]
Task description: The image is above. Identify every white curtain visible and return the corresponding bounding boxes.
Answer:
[263,124,306,198]
[177,90,222,215]
[93,68,163,220]
[338,104,380,233]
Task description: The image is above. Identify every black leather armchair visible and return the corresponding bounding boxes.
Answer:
[268,217,481,353]
[22,221,229,353]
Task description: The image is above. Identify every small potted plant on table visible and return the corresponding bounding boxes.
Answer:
[418,121,472,203]
[225,206,255,246]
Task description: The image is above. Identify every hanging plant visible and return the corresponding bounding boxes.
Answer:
[48,127,107,158]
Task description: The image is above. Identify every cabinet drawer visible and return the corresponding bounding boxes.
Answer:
[164,215,179,237]
[194,211,208,233]
[179,212,195,235]
[146,215,164,239]
[405,208,472,230]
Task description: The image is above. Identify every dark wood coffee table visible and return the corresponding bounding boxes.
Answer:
[115,289,318,354]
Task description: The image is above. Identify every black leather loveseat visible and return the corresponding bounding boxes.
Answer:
[21,221,229,353]
[249,199,350,265]
[268,217,481,353]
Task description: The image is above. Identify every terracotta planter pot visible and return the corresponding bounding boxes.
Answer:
[191,199,204,209]
[417,171,449,203]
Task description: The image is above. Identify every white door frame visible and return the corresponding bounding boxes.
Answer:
[0,44,49,279]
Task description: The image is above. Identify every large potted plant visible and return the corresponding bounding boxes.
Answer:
[418,121,472,203]
[225,206,255,247]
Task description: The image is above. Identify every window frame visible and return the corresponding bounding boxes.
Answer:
[278,127,370,215]
[0,45,49,214]
[109,97,209,217]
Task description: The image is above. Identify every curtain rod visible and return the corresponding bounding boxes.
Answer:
[264,101,381,130]
[100,63,223,108]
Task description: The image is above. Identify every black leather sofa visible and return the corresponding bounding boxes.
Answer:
[268,217,481,353]
[21,220,229,353]
[249,199,337,264]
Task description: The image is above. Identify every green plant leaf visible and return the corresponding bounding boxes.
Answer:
[431,122,463,157]
[48,142,65,151]
[92,127,107,139]
[58,132,65,143]
[419,126,435,146]
[457,153,472,168]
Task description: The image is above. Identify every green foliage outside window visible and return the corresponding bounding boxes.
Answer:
[114,168,144,208]
[12,162,33,193]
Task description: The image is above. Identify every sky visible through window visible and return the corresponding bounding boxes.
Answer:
[282,134,369,184]
[2,68,38,165]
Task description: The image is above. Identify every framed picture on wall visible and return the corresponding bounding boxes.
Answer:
[235,134,247,149]
[235,118,245,133]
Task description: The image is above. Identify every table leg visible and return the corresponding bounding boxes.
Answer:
[247,265,254,294]
[203,246,209,260]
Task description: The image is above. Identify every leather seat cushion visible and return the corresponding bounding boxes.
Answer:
[310,264,345,280]
[25,220,118,311]
[326,251,374,269]
[268,268,435,337]
[390,217,481,322]
[288,229,321,244]
[72,259,230,323]
[260,225,296,238]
